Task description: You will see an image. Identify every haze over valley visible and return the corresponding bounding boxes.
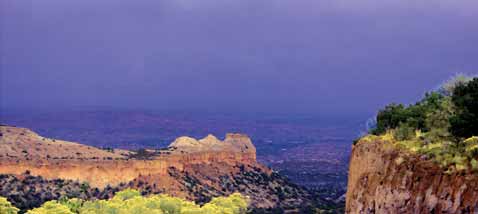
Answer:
[1,109,358,200]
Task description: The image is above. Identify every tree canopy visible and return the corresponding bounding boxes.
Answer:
[450,78,478,138]
[371,76,478,142]
[363,75,478,173]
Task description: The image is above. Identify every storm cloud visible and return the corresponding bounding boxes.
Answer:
[1,0,477,115]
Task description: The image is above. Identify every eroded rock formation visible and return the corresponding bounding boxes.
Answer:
[346,139,478,213]
[0,126,257,187]
[0,125,312,210]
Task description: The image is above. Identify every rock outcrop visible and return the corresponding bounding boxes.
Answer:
[346,139,478,213]
[0,125,312,211]
[0,125,257,187]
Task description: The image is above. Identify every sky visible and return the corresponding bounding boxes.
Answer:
[1,0,478,117]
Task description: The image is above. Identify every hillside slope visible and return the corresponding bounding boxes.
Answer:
[0,126,129,159]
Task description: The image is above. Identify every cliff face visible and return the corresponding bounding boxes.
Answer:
[346,139,478,213]
[0,125,312,210]
[0,126,257,188]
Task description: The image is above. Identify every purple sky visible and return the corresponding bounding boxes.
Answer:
[1,0,478,116]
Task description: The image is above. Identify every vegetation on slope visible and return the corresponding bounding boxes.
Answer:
[0,197,19,214]
[0,173,124,212]
[362,75,478,172]
[0,168,328,214]
[0,189,248,214]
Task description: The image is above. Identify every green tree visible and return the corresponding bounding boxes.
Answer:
[372,92,447,136]
[424,97,453,142]
[450,78,478,138]
[372,104,408,135]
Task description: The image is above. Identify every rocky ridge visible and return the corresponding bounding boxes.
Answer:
[0,125,257,187]
[0,125,314,211]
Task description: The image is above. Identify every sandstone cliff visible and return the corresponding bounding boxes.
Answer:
[0,125,312,211]
[0,125,257,187]
[346,138,478,213]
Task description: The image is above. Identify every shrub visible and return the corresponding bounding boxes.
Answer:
[465,137,478,158]
[27,201,74,214]
[0,197,19,214]
[394,123,415,141]
[0,189,249,214]
[401,140,423,153]
[451,155,468,171]
[464,136,478,144]
[25,190,249,214]
[208,193,248,214]
[112,189,141,201]
[79,191,248,214]
[58,198,83,214]
[471,159,478,171]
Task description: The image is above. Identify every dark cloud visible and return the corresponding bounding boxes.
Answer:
[1,0,478,115]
